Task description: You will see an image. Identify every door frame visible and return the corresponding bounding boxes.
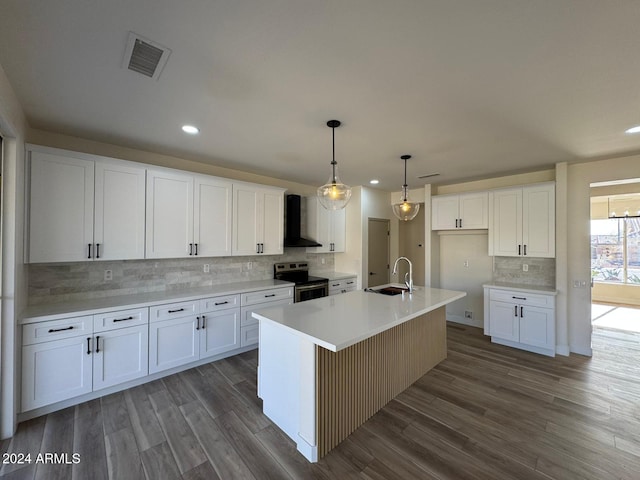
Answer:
[367,217,390,288]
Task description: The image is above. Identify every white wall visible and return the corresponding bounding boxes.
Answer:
[0,62,28,439]
[439,232,493,328]
[361,187,397,288]
[567,154,640,355]
[335,186,364,286]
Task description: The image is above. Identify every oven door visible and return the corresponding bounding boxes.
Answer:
[295,283,328,303]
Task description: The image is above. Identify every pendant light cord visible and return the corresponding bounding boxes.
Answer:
[331,124,337,183]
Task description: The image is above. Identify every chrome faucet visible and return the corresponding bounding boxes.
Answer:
[392,256,413,293]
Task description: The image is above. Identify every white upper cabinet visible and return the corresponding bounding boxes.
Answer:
[146,170,233,259]
[27,145,145,263]
[431,192,488,230]
[146,169,194,259]
[232,183,285,256]
[194,175,233,257]
[306,197,346,253]
[94,162,146,260]
[490,183,555,258]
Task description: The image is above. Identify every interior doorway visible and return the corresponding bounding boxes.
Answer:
[590,181,640,335]
[367,218,389,288]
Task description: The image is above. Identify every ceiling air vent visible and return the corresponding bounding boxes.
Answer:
[122,32,171,80]
[418,173,440,179]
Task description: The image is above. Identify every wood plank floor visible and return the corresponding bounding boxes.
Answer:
[2,323,640,479]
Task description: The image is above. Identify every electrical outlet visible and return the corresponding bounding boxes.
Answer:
[203,264,210,273]
[463,260,469,268]
[246,262,252,270]
[104,270,112,281]
[321,258,326,265]
[464,310,473,319]
[523,264,529,272]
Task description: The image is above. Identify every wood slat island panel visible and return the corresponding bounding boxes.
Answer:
[316,307,446,457]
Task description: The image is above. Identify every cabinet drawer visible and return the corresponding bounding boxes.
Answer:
[241,325,259,347]
[93,308,148,332]
[23,316,92,345]
[150,300,199,322]
[241,287,293,306]
[200,294,240,313]
[329,277,356,294]
[489,289,554,308]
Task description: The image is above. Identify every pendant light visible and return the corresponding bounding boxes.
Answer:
[392,155,420,221]
[317,120,352,210]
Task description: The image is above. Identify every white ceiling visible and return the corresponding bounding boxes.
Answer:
[1,0,640,191]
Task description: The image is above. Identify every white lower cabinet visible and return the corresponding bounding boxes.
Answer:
[240,287,294,348]
[484,286,556,357]
[22,308,149,411]
[149,295,241,374]
[328,276,357,296]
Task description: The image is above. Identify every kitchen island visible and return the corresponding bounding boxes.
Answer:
[252,286,466,462]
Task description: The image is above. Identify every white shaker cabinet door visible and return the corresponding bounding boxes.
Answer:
[146,170,194,258]
[28,150,95,263]
[194,176,233,257]
[492,188,522,257]
[149,316,200,374]
[94,161,146,260]
[488,300,520,342]
[22,335,93,411]
[522,184,555,258]
[232,185,261,255]
[92,325,149,391]
[261,188,284,255]
[431,195,459,230]
[199,309,241,359]
[459,192,489,229]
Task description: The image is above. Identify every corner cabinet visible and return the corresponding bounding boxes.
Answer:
[146,170,233,259]
[306,197,346,253]
[489,183,555,258]
[483,285,556,357]
[27,145,146,263]
[431,192,489,230]
[232,183,285,255]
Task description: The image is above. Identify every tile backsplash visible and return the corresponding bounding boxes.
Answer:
[492,257,555,288]
[28,250,334,305]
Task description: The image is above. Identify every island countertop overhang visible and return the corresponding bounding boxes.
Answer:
[252,286,466,352]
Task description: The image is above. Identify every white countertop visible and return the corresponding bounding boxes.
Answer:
[312,271,357,281]
[252,285,466,352]
[21,279,294,324]
[483,282,557,295]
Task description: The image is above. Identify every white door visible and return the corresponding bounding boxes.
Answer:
[199,309,241,359]
[194,176,233,257]
[94,161,146,260]
[149,316,200,374]
[431,195,459,230]
[22,336,93,411]
[459,192,489,229]
[28,150,95,263]
[92,325,149,391]
[146,170,194,258]
[519,306,554,349]
[522,184,555,258]
[261,189,284,255]
[492,188,522,257]
[232,185,261,255]
[329,208,346,252]
[488,301,520,341]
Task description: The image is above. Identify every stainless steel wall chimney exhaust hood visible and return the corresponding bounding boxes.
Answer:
[284,195,322,247]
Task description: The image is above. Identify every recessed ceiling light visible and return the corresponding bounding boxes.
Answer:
[369,179,379,185]
[182,125,199,134]
[625,125,640,134]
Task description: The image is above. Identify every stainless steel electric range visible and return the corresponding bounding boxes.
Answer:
[274,262,329,303]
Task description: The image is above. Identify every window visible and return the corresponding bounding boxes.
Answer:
[591,217,640,284]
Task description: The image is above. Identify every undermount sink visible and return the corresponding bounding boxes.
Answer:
[367,286,409,296]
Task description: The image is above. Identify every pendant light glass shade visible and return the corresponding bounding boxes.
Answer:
[317,120,352,210]
[392,155,420,221]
